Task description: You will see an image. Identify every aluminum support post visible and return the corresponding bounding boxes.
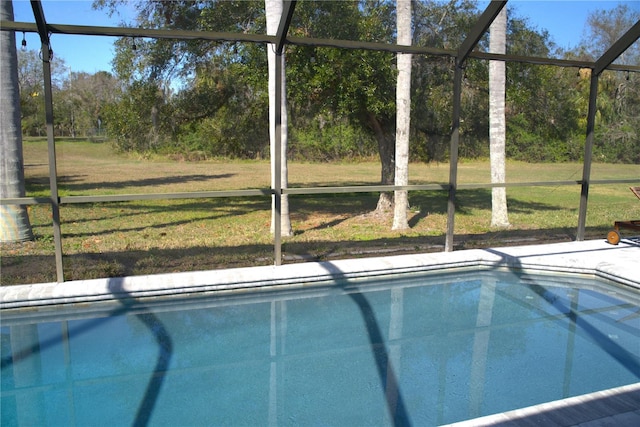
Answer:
[445,65,463,252]
[576,73,598,241]
[32,0,64,281]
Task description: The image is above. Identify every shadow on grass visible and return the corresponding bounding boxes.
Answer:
[294,188,567,214]
[42,189,572,242]
[409,189,568,215]
[60,198,270,238]
[21,188,570,243]
[25,173,236,194]
[290,188,569,234]
[1,225,611,286]
[1,188,596,285]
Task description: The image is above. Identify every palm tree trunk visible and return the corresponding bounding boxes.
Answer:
[392,0,412,230]
[266,0,293,237]
[1,0,34,242]
[489,7,509,228]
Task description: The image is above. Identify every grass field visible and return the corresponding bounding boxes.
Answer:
[2,138,639,285]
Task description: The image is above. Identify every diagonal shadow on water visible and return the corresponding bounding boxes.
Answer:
[484,248,640,379]
[1,279,173,427]
[95,278,174,427]
[319,262,412,427]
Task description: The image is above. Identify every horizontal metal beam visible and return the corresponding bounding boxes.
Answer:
[0,21,276,44]
[284,184,449,195]
[470,51,640,72]
[581,178,640,186]
[459,181,580,189]
[1,189,272,205]
[284,178,640,195]
[3,178,638,206]
[286,35,453,57]
[4,20,640,73]
[60,189,272,204]
[0,197,52,205]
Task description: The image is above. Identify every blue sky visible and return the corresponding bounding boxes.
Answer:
[503,0,640,51]
[11,0,640,74]
[13,0,135,74]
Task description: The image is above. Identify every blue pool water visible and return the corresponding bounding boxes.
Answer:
[2,269,639,426]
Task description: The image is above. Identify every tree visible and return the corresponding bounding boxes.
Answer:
[411,0,485,161]
[102,80,170,152]
[503,15,582,162]
[17,50,45,136]
[56,71,120,138]
[392,0,411,230]
[96,1,272,158]
[583,4,640,65]
[489,7,509,228]
[265,0,293,237]
[581,4,640,163]
[172,60,269,159]
[99,0,294,230]
[286,0,397,212]
[360,1,397,213]
[0,0,33,242]
[17,49,67,136]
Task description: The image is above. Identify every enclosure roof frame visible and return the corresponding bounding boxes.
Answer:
[1,5,639,72]
[29,0,49,47]
[275,0,296,55]
[594,19,640,75]
[456,0,506,66]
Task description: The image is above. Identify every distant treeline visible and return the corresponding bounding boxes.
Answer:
[20,1,639,163]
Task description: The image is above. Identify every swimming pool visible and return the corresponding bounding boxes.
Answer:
[1,241,639,426]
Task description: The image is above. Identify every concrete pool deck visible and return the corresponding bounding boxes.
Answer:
[1,239,639,425]
[444,382,640,427]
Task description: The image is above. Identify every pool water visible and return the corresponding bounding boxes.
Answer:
[2,269,639,426]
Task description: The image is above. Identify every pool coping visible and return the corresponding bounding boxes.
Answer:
[1,239,638,309]
[442,382,640,427]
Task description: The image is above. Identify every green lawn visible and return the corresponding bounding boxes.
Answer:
[2,138,639,285]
